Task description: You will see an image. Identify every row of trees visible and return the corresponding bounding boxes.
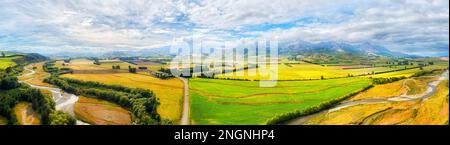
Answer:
[44,77,161,125]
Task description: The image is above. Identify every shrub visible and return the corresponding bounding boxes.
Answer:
[265,85,373,125]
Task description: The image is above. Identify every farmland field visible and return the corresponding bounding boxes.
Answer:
[14,102,41,125]
[63,73,184,122]
[216,62,418,80]
[189,77,371,124]
[74,96,131,125]
[0,57,19,70]
[54,59,136,73]
[59,59,184,122]
[302,73,449,125]
[19,63,53,87]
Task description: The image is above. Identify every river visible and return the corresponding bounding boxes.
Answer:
[20,67,89,125]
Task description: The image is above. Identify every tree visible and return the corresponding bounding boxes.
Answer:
[93,59,101,65]
[1,52,5,58]
[128,66,137,73]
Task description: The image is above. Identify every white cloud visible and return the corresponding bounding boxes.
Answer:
[0,0,448,56]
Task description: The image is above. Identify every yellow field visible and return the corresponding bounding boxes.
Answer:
[350,80,407,101]
[134,61,167,71]
[304,103,392,125]
[304,79,449,125]
[63,73,184,122]
[58,59,184,123]
[14,102,41,125]
[217,62,419,80]
[350,76,438,101]
[0,116,7,125]
[405,76,438,95]
[74,96,131,125]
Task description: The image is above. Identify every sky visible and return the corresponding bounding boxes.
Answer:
[0,0,448,56]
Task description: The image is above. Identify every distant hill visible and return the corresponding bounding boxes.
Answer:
[277,41,414,64]
[279,41,409,57]
[2,52,48,64]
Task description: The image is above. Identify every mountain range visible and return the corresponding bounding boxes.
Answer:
[278,41,410,57]
[27,41,413,59]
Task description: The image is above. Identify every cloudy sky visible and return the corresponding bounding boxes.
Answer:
[0,0,448,56]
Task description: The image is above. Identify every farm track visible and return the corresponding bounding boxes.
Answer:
[285,70,449,125]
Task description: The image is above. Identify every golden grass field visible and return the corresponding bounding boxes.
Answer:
[350,80,407,101]
[59,59,184,123]
[13,102,41,125]
[134,61,167,71]
[217,62,421,80]
[55,59,135,71]
[74,96,131,125]
[18,63,53,87]
[304,78,449,125]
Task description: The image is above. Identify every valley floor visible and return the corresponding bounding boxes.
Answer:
[286,71,449,125]
[74,96,131,125]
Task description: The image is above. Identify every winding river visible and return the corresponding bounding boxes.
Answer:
[20,67,89,125]
[285,70,449,125]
